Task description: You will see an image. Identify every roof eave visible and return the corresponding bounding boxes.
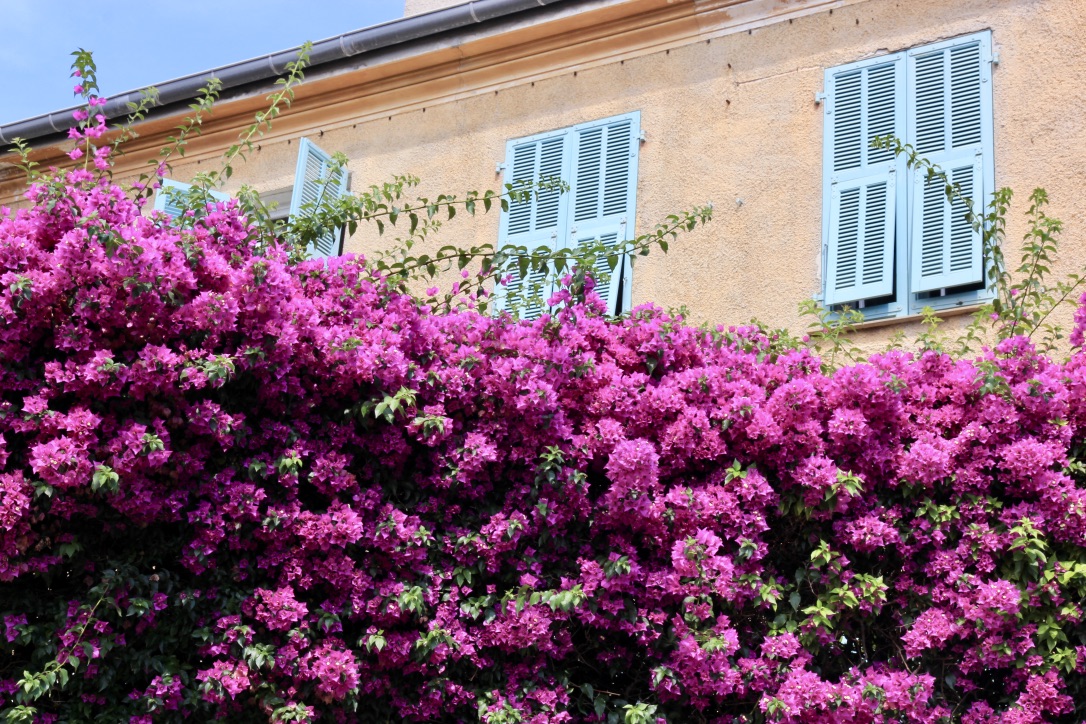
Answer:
[0,0,570,146]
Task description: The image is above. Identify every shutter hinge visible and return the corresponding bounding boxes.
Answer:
[814,91,826,105]
[495,162,507,174]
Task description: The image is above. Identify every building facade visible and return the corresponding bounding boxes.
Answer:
[2,0,1083,343]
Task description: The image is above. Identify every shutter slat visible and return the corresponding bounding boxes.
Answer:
[507,135,568,237]
[574,127,603,222]
[574,118,634,222]
[501,264,552,319]
[507,144,537,235]
[867,64,898,165]
[833,70,863,171]
[950,44,982,148]
[949,165,975,271]
[913,52,947,154]
[602,120,632,217]
[919,174,945,278]
[535,137,564,229]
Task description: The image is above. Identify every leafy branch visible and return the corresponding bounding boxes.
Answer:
[197,41,313,190]
[136,77,223,205]
[108,87,162,165]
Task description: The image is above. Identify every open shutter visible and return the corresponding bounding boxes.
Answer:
[567,112,639,315]
[288,138,351,259]
[153,179,228,221]
[908,32,992,292]
[572,224,626,314]
[494,132,571,317]
[822,57,905,306]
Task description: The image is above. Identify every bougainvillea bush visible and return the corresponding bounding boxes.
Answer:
[3,168,1086,724]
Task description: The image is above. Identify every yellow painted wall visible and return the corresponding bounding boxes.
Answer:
[10,0,1086,349]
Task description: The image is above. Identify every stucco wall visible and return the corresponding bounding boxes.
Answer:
[75,0,1086,348]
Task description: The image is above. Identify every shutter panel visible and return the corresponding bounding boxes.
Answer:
[567,113,639,315]
[494,133,571,318]
[908,34,991,292]
[826,172,897,304]
[823,58,905,305]
[288,138,351,259]
[153,179,228,221]
[572,222,626,315]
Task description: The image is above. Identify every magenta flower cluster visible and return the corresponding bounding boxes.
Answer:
[2,168,1086,723]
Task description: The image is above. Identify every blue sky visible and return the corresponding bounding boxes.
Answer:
[1,0,405,125]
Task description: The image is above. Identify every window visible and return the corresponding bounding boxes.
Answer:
[820,31,994,319]
[152,137,350,259]
[494,112,641,318]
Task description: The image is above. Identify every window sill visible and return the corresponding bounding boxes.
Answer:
[848,303,984,331]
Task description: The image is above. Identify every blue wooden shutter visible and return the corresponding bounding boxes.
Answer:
[288,137,351,259]
[494,131,570,317]
[822,56,905,306]
[567,112,639,315]
[153,179,228,220]
[907,32,993,292]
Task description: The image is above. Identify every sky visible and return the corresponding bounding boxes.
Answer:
[0,0,405,125]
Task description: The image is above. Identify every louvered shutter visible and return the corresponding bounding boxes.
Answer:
[907,33,992,292]
[567,113,639,315]
[288,138,351,259]
[822,57,905,306]
[494,132,570,317]
[153,179,228,220]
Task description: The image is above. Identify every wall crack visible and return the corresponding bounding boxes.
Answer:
[734,64,823,86]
